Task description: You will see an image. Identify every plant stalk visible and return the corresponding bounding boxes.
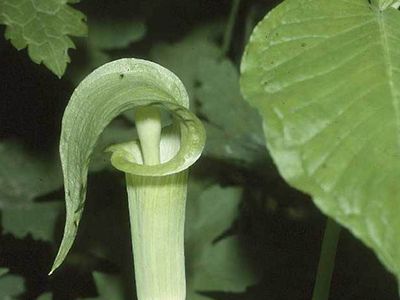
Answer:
[126,172,187,300]
[221,0,241,56]
[129,106,186,300]
[311,218,341,300]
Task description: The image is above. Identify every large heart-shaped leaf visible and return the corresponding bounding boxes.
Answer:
[241,0,400,277]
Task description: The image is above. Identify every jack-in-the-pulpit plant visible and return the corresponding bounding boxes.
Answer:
[50,58,206,300]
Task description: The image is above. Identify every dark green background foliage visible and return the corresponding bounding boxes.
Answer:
[0,0,397,299]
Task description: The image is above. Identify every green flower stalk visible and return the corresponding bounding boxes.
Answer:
[49,59,206,300]
[110,107,191,299]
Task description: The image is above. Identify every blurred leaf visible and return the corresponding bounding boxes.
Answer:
[2,201,63,241]
[0,141,62,209]
[191,236,258,295]
[37,292,52,300]
[186,183,240,247]
[0,268,9,277]
[89,19,146,50]
[150,23,222,102]
[195,57,265,163]
[80,272,125,300]
[0,0,87,77]
[0,140,63,241]
[67,44,109,85]
[68,17,146,84]
[151,24,265,163]
[185,183,259,299]
[0,270,25,300]
[92,272,125,300]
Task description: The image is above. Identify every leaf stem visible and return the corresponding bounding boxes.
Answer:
[244,5,257,47]
[311,218,341,300]
[221,0,241,56]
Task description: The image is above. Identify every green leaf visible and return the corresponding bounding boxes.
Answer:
[2,202,63,241]
[0,141,63,241]
[0,0,87,77]
[151,24,265,163]
[185,183,259,299]
[37,292,52,300]
[89,19,146,50]
[150,23,222,101]
[0,271,25,300]
[0,141,62,209]
[0,268,9,277]
[195,57,265,163]
[80,272,125,300]
[92,272,124,300]
[67,44,109,85]
[68,18,146,84]
[241,0,400,277]
[190,236,258,296]
[51,58,205,274]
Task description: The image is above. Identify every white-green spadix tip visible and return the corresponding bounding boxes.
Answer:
[135,106,162,165]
